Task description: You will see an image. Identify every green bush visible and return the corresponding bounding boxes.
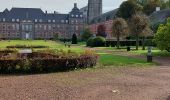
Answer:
[154,18,170,52]
[86,37,106,47]
[0,52,98,74]
[92,36,106,47]
[72,34,78,44]
[86,37,94,47]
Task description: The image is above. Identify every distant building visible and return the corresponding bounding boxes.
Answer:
[0,3,85,39]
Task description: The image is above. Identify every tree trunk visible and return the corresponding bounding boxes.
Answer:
[117,34,120,49]
[142,36,145,50]
[136,35,139,50]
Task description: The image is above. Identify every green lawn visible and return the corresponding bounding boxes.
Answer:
[131,49,170,57]
[98,53,153,67]
[0,40,154,67]
[0,40,84,53]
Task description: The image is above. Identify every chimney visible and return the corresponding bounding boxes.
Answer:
[74,3,77,8]
[45,11,47,14]
[54,11,56,14]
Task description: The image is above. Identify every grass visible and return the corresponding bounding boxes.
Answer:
[0,40,84,53]
[131,49,170,57]
[98,53,153,66]
[0,40,155,67]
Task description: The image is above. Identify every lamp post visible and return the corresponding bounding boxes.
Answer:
[147,46,152,62]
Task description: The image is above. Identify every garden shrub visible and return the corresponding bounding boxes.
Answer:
[86,36,106,47]
[86,37,94,47]
[0,51,98,74]
[6,45,49,49]
[72,34,78,44]
[92,36,106,47]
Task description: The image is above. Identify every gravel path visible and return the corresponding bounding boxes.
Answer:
[0,47,170,100]
[0,65,170,100]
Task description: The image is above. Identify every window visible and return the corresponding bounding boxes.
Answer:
[66,20,68,23]
[76,15,78,17]
[16,19,19,22]
[52,20,55,23]
[35,19,38,22]
[48,20,51,22]
[71,20,74,23]
[71,14,74,17]
[48,25,51,30]
[12,19,15,22]
[2,18,5,22]
[80,15,83,17]
[75,20,78,23]
[76,26,79,30]
[44,25,46,30]
[16,24,19,30]
[61,20,64,23]
[39,19,42,22]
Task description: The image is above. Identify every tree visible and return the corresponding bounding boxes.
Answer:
[112,18,129,49]
[117,0,142,19]
[72,34,77,44]
[97,24,107,37]
[81,28,93,41]
[154,18,170,52]
[130,14,151,50]
[143,1,159,15]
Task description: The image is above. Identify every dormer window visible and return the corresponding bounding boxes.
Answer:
[12,19,15,22]
[35,19,38,22]
[16,19,19,22]
[48,20,51,22]
[71,14,74,17]
[61,20,64,23]
[39,19,42,22]
[3,18,5,22]
[52,20,55,23]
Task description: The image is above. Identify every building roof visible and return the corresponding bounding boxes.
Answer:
[0,6,83,23]
[150,8,170,25]
[90,9,118,24]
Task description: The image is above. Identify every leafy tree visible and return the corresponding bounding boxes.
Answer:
[112,18,129,49]
[72,34,77,44]
[154,18,170,52]
[117,0,142,19]
[97,24,107,38]
[130,14,152,50]
[81,28,93,41]
[143,1,159,15]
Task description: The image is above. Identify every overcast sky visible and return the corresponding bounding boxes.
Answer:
[0,0,126,13]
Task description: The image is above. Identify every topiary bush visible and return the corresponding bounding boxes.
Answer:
[72,34,78,44]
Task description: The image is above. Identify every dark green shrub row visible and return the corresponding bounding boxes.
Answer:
[0,53,98,74]
[87,36,106,47]
[105,39,156,47]
[6,45,49,49]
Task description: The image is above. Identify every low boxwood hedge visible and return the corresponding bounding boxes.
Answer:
[0,52,98,74]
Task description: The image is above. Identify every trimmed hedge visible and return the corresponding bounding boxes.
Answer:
[6,45,49,49]
[0,52,98,74]
[106,39,155,47]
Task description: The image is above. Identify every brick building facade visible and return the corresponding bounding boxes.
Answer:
[0,3,85,39]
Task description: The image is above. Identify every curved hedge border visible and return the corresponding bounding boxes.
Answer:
[6,45,49,49]
[0,53,98,74]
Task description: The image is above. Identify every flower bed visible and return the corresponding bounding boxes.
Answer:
[0,51,98,74]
